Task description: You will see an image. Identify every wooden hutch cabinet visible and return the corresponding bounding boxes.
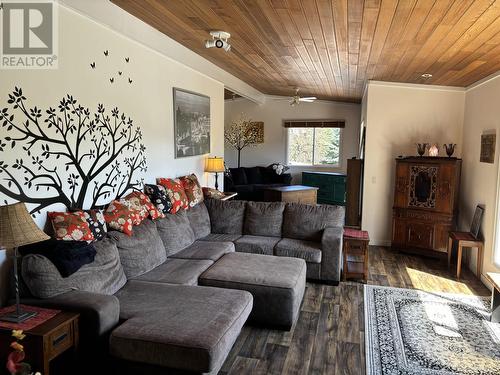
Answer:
[392,157,461,256]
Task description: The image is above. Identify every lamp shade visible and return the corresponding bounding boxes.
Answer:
[205,157,225,173]
[0,202,49,249]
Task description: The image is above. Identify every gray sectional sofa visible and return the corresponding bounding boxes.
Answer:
[19,200,344,374]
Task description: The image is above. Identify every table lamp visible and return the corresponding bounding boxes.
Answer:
[205,156,225,191]
[0,202,49,322]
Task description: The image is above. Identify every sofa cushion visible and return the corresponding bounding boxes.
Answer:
[233,184,254,193]
[244,201,285,237]
[132,258,213,286]
[234,235,280,255]
[155,210,195,256]
[199,233,242,242]
[274,238,322,263]
[111,281,253,373]
[243,167,263,184]
[229,168,247,185]
[169,240,234,262]
[22,236,126,299]
[282,203,345,241]
[185,202,211,240]
[205,199,246,234]
[199,252,306,329]
[108,219,167,279]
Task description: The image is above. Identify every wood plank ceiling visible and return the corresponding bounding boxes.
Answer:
[111,0,500,103]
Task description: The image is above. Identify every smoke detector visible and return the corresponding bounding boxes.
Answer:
[205,31,231,52]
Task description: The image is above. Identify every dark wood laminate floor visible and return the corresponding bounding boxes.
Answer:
[219,246,490,375]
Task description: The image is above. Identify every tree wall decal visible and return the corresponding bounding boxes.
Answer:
[224,115,261,168]
[0,87,147,215]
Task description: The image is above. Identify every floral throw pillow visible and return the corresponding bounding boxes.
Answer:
[82,209,107,241]
[103,200,136,236]
[157,178,189,214]
[179,174,204,207]
[124,191,165,220]
[48,211,95,242]
[202,187,226,200]
[144,184,172,215]
[118,197,148,225]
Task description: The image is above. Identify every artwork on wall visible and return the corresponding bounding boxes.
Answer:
[89,50,133,86]
[480,132,496,163]
[249,121,264,143]
[0,87,147,216]
[173,88,210,158]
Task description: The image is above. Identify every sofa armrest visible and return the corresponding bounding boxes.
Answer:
[224,174,235,191]
[20,290,120,338]
[273,173,292,184]
[321,226,344,283]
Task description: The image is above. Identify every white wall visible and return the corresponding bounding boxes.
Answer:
[460,72,500,281]
[224,97,361,183]
[0,4,227,303]
[362,81,466,245]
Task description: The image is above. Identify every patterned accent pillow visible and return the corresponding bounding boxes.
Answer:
[144,184,172,214]
[118,197,148,225]
[48,211,95,242]
[82,209,107,241]
[179,174,204,207]
[124,191,165,220]
[103,200,136,236]
[202,187,226,200]
[157,178,189,214]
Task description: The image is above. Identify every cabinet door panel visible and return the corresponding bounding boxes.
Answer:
[407,223,434,248]
[394,162,409,208]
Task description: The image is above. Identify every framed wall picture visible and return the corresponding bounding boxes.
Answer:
[480,133,496,163]
[173,88,210,158]
[249,121,264,143]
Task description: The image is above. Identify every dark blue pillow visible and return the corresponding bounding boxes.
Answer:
[19,239,96,278]
[144,184,172,214]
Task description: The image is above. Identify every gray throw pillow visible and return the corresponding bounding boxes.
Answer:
[108,219,167,278]
[21,236,127,299]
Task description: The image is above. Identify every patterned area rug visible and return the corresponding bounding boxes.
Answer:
[364,285,500,375]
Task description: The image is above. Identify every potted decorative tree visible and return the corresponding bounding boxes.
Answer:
[224,115,261,168]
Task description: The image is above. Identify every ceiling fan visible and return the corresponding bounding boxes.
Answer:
[288,88,317,106]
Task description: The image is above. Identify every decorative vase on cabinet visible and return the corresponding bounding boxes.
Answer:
[392,157,461,256]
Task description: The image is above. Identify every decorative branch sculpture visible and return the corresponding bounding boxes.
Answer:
[0,87,147,215]
[224,115,260,167]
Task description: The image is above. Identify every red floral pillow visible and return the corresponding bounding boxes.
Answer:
[124,191,165,220]
[103,200,136,236]
[48,211,95,242]
[157,178,189,214]
[179,174,204,207]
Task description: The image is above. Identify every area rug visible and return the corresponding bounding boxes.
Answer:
[364,285,500,375]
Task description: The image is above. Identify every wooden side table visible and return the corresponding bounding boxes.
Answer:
[486,272,500,323]
[343,228,370,281]
[0,311,79,375]
[221,192,238,201]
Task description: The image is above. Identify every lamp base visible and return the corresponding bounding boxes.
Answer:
[0,310,37,323]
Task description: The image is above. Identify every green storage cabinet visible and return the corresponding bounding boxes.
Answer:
[302,171,347,205]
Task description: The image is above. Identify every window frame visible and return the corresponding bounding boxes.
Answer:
[285,126,344,168]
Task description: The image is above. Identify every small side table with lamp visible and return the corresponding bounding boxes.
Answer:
[0,202,49,323]
[205,156,225,191]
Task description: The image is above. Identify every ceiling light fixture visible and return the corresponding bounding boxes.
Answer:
[421,73,433,78]
[205,31,231,52]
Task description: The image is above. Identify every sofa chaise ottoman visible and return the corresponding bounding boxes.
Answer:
[199,252,306,329]
[110,281,253,375]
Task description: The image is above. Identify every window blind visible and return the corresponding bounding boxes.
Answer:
[283,119,345,128]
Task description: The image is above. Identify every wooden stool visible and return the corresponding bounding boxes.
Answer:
[447,231,483,279]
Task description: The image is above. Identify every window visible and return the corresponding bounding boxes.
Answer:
[287,127,342,166]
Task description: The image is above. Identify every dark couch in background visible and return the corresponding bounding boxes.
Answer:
[225,166,292,200]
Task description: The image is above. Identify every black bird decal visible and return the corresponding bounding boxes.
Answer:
[128,78,133,84]
[104,50,109,56]
[118,71,122,76]
[125,57,130,63]
[90,62,96,69]
[110,77,114,83]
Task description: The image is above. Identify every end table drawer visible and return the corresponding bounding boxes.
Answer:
[47,323,73,359]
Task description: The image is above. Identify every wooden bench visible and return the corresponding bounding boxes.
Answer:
[486,272,500,323]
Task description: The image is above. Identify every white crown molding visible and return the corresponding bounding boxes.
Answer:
[368,80,466,93]
[59,0,266,104]
[466,70,500,92]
